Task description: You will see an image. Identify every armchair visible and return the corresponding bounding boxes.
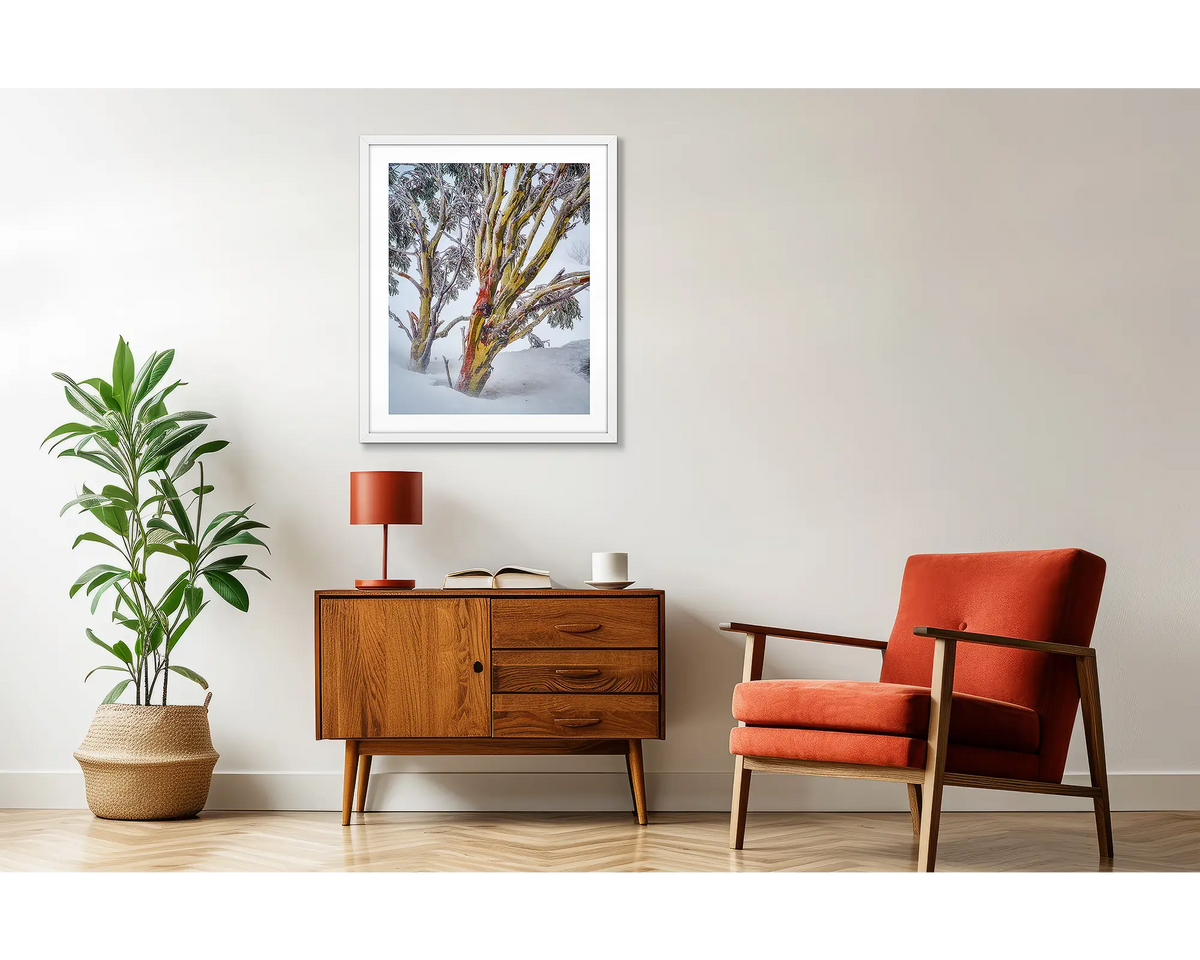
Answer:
[722,548,1109,871]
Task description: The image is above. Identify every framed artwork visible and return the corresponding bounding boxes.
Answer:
[359,135,617,443]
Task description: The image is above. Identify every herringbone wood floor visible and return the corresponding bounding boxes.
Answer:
[2,810,1199,871]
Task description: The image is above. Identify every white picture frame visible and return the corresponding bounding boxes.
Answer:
[359,135,618,443]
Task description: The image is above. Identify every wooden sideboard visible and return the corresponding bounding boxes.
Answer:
[314,589,665,825]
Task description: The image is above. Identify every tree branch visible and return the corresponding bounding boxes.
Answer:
[389,310,414,342]
[391,271,422,292]
[435,315,470,339]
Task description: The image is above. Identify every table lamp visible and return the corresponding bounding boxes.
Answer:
[350,471,422,589]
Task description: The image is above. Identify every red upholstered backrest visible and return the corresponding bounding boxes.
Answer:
[879,549,1106,782]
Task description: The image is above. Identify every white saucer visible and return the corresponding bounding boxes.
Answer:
[585,580,635,590]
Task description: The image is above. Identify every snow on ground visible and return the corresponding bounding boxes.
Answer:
[389,340,590,415]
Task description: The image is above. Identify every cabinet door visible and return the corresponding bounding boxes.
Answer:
[320,598,489,738]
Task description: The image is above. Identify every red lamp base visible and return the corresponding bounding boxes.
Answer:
[355,579,416,590]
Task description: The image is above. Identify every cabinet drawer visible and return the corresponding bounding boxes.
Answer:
[491,598,659,649]
[492,650,658,694]
[492,694,660,738]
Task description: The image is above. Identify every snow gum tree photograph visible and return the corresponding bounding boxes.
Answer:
[361,136,616,443]
[389,161,591,413]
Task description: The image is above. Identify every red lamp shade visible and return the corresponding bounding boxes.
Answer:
[350,471,422,589]
[350,471,422,526]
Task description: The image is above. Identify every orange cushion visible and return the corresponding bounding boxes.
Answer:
[732,679,1039,754]
[729,726,1040,781]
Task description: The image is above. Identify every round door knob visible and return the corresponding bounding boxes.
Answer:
[473,661,483,673]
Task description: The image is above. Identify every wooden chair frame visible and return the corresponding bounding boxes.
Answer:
[721,621,1113,872]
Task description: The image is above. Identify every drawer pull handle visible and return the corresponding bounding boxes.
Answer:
[554,669,601,678]
[555,622,602,634]
[554,717,602,728]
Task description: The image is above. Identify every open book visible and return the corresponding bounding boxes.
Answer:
[443,566,552,589]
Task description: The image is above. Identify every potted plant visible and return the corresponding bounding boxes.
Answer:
[45,337,269,820]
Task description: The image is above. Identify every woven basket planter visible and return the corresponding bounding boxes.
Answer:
[74,698,219,820]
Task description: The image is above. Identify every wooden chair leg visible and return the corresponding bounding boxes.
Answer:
[730,755,752,850]
[627,739,648,826]
[1078,656,1115,858]
[917,638,955,872]
[341,739,359,827]
[907,783,922,838]
[624,752,639,817]
[355,753,373,814]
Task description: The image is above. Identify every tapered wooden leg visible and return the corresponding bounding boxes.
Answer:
[355,753,373,814]
[730,755,752,850]
[627,739,647,826]
[1078,656,1115,858]
[341,740,359,826]
[918,638,955,872]
[624,752,639,817]
[907,783,922,838]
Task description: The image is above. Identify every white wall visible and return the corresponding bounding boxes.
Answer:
[3,89,1198,812]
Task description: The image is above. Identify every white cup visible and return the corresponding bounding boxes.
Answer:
[592,552,629,582]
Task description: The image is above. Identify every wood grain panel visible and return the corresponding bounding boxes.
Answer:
[491,597,659,649]
[492,694,660,738]
[320,597,489,738]
[492,649,658,693]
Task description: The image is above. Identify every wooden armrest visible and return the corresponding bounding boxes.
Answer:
[720,621,888,652]
[914,626,1094,658]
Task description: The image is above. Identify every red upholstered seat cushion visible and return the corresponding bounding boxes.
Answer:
[728,726,1039,781]
[732,679,1040,754]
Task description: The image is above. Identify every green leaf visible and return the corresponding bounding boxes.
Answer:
[235,565,270,579]
[184,585,203,619]
[70,564,124,599]
[131,349,174,408]
[145,527,179,546]
[204,571,249,611]
[60,492,110,517]
[159,576,188,615]
[111,336,136,413]
[202,507,250,541]
[85,665,129,683]
[166,608,204,654]
[175,542,201,564]
[90,574,125,614]
[100,484,136,509]
[111,640,134,664]
[55,375,107,423]
[101,679,133,704]
[72,531,121,551]
[147,619,164,652]
[157,476,194,543]
[86,627,115,656]
[191,484,215,496]
[174,439,229,477]
[88,502,130,538]
[43,422,94,447]
[145,542,183,559]
[210,519,269,546]
[204,554,248,572]
[167,665,208,690]
[138,380,184,423]
[80,377,118,412]
[145,423,208,470]
[220,531,271,553]
[144,410,214,433]
[85,570,123,596]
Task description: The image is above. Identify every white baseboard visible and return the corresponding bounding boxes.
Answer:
[2,770,1198,812]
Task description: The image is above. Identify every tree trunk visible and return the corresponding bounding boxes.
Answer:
[407,249,435,372]
[409,326,433,373]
